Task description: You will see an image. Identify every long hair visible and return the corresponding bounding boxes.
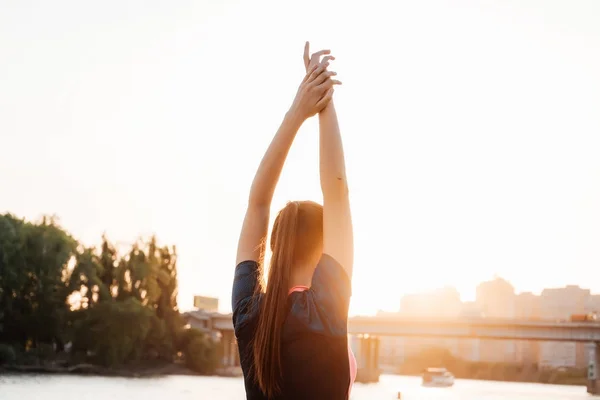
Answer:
[252,200,323,398]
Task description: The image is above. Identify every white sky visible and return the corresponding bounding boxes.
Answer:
[1,0,599,315]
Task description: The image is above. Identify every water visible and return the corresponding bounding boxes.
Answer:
[0,374,589,400]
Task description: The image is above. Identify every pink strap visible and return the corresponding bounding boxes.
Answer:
[288,285,310,295]
[348,345,357,396]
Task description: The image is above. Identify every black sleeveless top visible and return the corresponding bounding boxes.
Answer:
[231,254,352,400]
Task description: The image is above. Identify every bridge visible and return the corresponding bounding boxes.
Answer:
[348,316,600,342]
[183,311,600,395]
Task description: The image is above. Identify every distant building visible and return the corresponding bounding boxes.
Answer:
[459,301,483,318]
[514,292,540,365]
[540,286,590,321]
[539,285,591,369]
[382,281,598,370]
[515,292,540,320]
[476,277,517,363]
[476,276,516,319]
[183,309,213,333]
[586,295,600,315]
[181,310,240,370]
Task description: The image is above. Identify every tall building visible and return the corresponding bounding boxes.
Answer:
[460,301,483,318]
[514,292,540,364]
[515,292,539,319]
[539,285,591,368]
[540,285,590,321]
[476,277,517,363]
[586,294,600,315]
[476,276,516,318]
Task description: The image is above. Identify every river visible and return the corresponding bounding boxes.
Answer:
[0,374,589,399]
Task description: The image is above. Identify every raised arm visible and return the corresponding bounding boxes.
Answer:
[319,101,353,279]
[236,61,338,266]
[302,42,353,278]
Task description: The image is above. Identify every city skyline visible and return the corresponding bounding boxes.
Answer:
[392,276,600,318]
[379,275,600,372]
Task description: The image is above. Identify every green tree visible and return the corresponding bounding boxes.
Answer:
[181,329,218,374]
[97,235,117,302]
[0,212,216,374]
[0,214,76,350]
[67,247,110,310]
[71,298,154,367]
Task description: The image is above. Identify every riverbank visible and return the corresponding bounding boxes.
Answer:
[0,362,243,378]
[393,367,587,387]
[0,362,198,378]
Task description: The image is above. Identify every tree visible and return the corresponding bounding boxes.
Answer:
[0,214,76,349]
[0,212,216,375]
[97,235,118,302]
[67,248,110,310]
[182,329,218,374]
[71,298,154,367]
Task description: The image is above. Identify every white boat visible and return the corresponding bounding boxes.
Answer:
[421,367,455,387]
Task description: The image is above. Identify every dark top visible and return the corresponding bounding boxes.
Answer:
[231,254,352,400]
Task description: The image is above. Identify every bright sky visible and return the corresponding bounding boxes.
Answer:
[1,0,599,316]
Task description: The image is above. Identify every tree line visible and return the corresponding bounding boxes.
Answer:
[0,213,217,374]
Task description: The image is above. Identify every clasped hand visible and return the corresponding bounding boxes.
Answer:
[289,42,341,121]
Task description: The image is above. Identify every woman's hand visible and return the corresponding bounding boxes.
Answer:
[303,42,335,73]
[289,62,341,121]
[303,42,338,115]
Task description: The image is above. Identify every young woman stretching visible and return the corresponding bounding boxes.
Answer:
[232,43,355,400]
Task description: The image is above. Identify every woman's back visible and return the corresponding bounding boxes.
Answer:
[232,254,353,400]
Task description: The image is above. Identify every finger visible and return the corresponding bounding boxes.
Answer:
[307,51,333,72]
[306,64,328,84]
[312,70,338,86]
[303,42,310,70]
[321,55,335,65]
[315,78,342,93]
[315,88,334,110]
[311,49,331,59]
[318,86,334,103]
[310,49,331,65]
[302,63,320,83]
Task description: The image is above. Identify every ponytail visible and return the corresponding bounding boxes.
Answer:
[253,201,299,398]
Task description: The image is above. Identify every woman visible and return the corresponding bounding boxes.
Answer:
[232,42,355,400]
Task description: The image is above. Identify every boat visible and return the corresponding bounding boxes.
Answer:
[421,367,454,387]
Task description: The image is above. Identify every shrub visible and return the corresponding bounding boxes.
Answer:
[0,344,17,365]
[183,329,218,374]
